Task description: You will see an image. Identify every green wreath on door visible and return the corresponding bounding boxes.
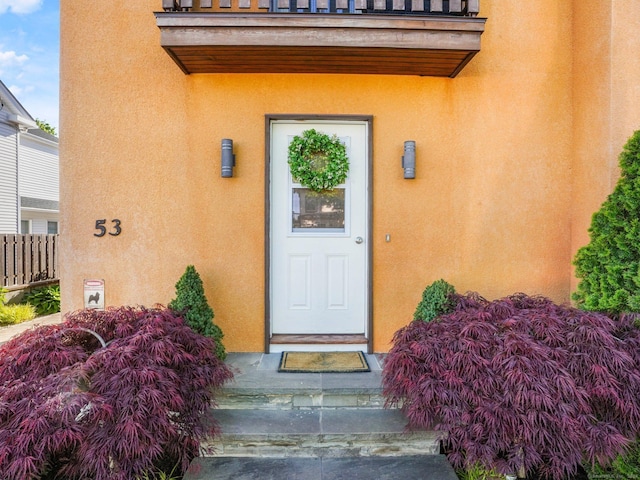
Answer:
[288,129,349,192]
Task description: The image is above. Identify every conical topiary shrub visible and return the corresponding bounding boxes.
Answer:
[573,129,640,314]
[413,279,457,322]
[169,265,226,360]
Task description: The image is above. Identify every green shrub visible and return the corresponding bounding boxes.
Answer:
[573,129,640,314]
[0,303,36,325]
[136,463,181,480]
[0,287,36,325]
[413,279,457,322]
[23,284,60,316]
[457,463,501,480]
[169,265,226,360]
[585,439,640,479]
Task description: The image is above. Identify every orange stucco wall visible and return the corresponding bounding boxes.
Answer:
[570,3,640,292]
[60,0,640,352]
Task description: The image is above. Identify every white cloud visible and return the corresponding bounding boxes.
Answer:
[7,83,23,95]
[0,50,29,66]
[8,83,34,96]
[0,0,42,14]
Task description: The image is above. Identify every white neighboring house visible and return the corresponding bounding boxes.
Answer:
[0,80,59,235]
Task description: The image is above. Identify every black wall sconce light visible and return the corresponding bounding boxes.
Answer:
[221,138,235,178]
[402,140,416,179]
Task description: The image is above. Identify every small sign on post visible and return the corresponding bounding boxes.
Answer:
[84,279,105,310]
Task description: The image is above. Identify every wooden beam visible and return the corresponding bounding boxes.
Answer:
[158,19,484,50]
[166,44,475,76]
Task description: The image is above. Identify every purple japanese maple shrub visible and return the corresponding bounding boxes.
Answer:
[0,305,233,480]
[382,293,640,479]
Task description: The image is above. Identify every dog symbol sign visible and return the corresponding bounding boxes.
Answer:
[83,279,105,310]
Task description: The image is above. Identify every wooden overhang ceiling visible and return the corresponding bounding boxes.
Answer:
[155,13,486,77]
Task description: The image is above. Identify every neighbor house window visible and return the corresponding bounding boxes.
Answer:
[47,221,58,234]
[21,220,30,234]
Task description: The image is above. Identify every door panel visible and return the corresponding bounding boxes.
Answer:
[327,255,348,309]
[289,255,311,309]
[270,121,368,336]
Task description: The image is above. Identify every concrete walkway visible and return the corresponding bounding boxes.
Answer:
[0,312,63,344]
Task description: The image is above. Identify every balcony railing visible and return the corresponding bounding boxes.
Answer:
[162,0,479,15]
[156,0,485,76]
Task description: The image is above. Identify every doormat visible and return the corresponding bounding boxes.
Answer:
[278,351,370,373]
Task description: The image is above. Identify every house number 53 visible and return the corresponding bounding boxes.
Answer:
[94,219,122,237]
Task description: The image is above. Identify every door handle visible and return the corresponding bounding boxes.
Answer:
[355,236,364,244]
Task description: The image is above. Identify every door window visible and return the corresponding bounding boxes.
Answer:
[292,188,345,232]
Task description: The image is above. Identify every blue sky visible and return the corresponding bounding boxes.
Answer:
[0,0,59,132]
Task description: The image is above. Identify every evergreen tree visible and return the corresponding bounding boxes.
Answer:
[169,265,226,360]
[573,130,640,314]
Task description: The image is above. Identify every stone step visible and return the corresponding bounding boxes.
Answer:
[216,388,388,410]
[217,353,391,410]
[190,355,449,479]
[205,408,440,458]
[184,455,459,480]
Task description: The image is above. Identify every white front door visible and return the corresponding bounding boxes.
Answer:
[270,120,369,342]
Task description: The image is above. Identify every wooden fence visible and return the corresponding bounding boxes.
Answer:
[1,235,59,289]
